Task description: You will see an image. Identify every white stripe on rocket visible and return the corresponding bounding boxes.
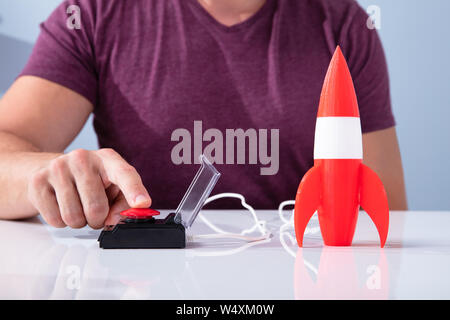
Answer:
[313,117,363,159]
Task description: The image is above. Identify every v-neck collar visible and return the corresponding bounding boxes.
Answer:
[185,0,276,33]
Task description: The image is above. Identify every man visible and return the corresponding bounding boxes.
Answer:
[0,0,407,229]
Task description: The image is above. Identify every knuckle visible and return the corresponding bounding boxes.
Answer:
[45,215,65,228]
[88,222,104,230]
[58,186,76,200]
[85,201,109,217]
[117,164,137,175]
[69,149,91,170]
[77,176,98,189]
[97,148,118,158]
[129,182,144,192]
[87,215,106,229]
[49,157,68,176]
[64,213,86,228]
[70,148,89,159]
[70,221,86,229]
[29,170,47,189]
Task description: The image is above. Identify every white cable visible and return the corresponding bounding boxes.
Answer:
[277,199,321,235]
[186,238,272,257]
[203,193,268,235]
[191,193,272,243]
[278,210,319,275]
[279,226,319,275]
[190,193,319,246]
[193,233,269,242]
[278,200,295,224]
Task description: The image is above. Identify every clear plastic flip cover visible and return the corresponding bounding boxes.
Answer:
[174,155,221,228]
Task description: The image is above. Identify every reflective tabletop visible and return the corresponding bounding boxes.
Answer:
[0,210,449,299]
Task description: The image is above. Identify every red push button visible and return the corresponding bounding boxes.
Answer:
[120,208,160,219]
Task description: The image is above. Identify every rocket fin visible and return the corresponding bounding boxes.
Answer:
[294,165,321,247]
[360,164,389,247]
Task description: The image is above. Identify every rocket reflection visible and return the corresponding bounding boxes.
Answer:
[279,219,391,299]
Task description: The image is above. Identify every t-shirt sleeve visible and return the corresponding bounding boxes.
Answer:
[19,0,98,106]
[339,2,395,133]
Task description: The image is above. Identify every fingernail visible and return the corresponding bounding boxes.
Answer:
[134,194,149,205]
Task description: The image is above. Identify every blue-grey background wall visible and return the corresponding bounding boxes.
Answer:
[0,0,449,210]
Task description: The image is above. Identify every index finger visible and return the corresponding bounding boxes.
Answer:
[97,149,152,208]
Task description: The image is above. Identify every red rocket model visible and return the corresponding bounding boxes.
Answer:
[294,46,389,247]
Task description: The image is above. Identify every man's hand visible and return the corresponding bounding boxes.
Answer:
[0,76,153,224]
[27,148,151,229]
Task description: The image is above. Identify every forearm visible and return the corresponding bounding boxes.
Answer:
[362,128,408,211]
[0,131,60,219]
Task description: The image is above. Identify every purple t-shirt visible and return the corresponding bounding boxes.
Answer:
[21,0,395,209]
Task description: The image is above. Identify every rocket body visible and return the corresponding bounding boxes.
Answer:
[315,159,361,245]
[294,47,389,247]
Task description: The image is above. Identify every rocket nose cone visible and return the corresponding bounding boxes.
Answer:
[317,46,360,117]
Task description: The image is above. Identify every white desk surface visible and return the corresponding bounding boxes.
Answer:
[0,210,449,300]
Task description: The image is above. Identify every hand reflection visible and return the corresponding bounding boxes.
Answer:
[0,210,273,299]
